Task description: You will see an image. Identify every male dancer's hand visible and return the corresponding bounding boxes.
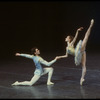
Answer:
[15,53,20,56]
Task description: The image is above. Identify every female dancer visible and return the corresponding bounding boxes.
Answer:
[57,19,94,85]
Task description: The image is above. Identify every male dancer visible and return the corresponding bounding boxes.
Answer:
[12,47,59,86]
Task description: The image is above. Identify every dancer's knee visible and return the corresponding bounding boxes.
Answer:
[29,82,33,86]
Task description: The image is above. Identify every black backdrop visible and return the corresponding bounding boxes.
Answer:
[0,1,100,59]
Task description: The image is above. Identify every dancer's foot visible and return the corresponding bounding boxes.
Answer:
[12,81,19,86]
[80,78,85,86]
[47,82,54,85]
[90,19,94,27]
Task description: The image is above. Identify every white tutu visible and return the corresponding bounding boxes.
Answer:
[75,40,83,66]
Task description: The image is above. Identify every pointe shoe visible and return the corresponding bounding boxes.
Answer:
[47,82,54,85]
[12,81,19,86]
[90,19,94,26]
[80,78,85,86]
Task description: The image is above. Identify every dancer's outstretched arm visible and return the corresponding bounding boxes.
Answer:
[57,53,68,59]
[71,27,83,45]
[39,57,58,66]
[57,54,68,59]
[15,53,34,59]
[56,48,68,59]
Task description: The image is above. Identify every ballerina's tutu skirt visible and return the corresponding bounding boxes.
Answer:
[75,40,83,66]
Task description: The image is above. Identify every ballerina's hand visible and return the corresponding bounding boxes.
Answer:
[78,27,84,31]
[55,56,62,60]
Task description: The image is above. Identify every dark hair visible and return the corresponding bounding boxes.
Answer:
[69,35,74,43]
[31,47,38,55]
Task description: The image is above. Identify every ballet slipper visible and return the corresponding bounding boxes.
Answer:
[47,82,54,85]
[80,78,85,86]
[12,81,19,86]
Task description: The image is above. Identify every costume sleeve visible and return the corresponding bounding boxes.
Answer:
[39,57,56,66]
[20,54,34,59]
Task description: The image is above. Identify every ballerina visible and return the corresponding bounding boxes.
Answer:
[57,19,94,85]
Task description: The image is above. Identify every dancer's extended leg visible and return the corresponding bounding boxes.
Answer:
[12,75,40,86]
[81,19,94,52]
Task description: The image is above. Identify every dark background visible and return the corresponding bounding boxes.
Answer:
[0,1,100,59]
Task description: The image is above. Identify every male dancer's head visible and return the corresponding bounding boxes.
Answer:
[31,47,40,56]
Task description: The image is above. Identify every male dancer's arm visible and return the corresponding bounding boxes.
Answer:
[15,53,34,59]
[39,57,57,66]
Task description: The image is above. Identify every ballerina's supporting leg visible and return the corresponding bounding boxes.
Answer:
[80,51,86,85]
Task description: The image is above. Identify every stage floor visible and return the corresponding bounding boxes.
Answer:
[0,52,100,99]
